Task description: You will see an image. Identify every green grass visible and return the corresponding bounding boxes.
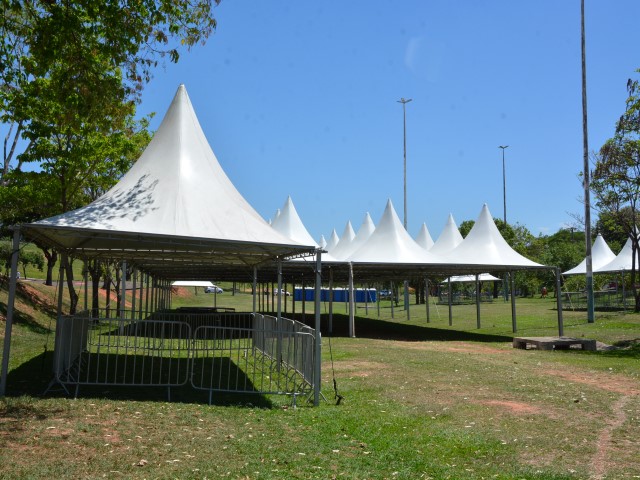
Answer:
[1,280,640,479]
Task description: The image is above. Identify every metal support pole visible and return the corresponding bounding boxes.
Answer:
[328,268,334,333]
[0,228,21,396]
[120,261,127,318]
[510,271,517,333]
[556,268,564,336]
[131,268,137,321]
[348,263,355,338]
[425,277,430,323]
[475,274,481,329]
[314,250,322,406]
[448,279,453,326]
[83,261,89,311]
[252,266,258,315]
[404,279,410,319]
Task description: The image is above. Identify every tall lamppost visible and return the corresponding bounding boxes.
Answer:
[499,145,509,225]
[581,0,594,323]
[398,97,412,230]
[499,145,509,302]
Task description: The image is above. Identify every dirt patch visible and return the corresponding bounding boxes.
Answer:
[397,340,509,356]
[476,399,543,415]
[333,360,388,378]
[545,369,640,396]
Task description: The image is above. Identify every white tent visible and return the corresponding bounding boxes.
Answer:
[332,221,356,255]
[324,229,340,252]
[270,196,319,247]
[330,213,375,260]
[22,85,314,273]
[595,236,640,273]
[563,234,616,275]
[443,204,543,268]
[319,235,327,249]
[415,223,435,251]
[430,214,464,255]
[442,273,501,283]
[347,200,446,264]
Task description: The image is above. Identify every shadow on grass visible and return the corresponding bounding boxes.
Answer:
[293,313,514,343]
[0,301,52,335]
[5,351,276,408]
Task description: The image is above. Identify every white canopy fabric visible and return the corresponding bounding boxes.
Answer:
[441,273,500,284]
[442,204,544,268]
[332,221,356,254]
[415,223,435,251]
[172,280,214,287]
[595,236,640,273]
[22,85,315,277]
[347,200,446,264]
[430,214,464,255]
[563,234,617,275]
[330,213,375,260]
[319,235,327,250]
[324,229,340,252]
[270,196,319,247]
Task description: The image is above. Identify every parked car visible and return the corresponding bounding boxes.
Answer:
[205,285,223,293]
[272,289,291,296]
[378,289,392,300]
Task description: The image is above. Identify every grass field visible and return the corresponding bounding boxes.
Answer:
[1,278,639,479]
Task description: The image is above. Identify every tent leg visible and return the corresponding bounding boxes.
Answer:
[425,277,430,323]
[476,274,481,329]
[348,263,355,338]
[556,268,564,336]
[448,279,453,326]
[314,250,322,406]
[510,270,517,333]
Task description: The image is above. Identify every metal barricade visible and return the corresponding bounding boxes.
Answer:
[191,314,315,403]
[51,311,316,404]
[53,314,191,391]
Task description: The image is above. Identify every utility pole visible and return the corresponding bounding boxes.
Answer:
[499,145,509,225]
[499,145,509,302]
[581,0,595,323]
[398,97,412,230]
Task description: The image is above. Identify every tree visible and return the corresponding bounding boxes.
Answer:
[1,0,219,312]
[591,71,640,310]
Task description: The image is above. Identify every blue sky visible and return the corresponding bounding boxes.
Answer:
[139,1,640,243]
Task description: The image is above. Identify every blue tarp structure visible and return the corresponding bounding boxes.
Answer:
[294,287,377,302]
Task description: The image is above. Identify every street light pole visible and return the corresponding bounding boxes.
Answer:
[398,97,412,230]
[499,145,509,225]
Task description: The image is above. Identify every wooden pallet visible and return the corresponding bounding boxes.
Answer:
[512,336,597,351]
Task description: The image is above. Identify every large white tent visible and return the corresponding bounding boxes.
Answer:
[595,236,640,273]
[347,200,446,264]
[20,85,316,277]
[271,196,319,247]
[330,213,375,260]
[415,223,435,251]
[563,234,617,275]
[430,214,464,255]
[442,204,544,268]
[331,221,356,255]
[324,229,340,252]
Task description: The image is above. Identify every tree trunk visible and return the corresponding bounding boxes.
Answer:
[88,259,101,317]
[42,247,57,286]
[64,258,79,315]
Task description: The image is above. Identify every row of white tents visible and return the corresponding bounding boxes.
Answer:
[563,234,640,275]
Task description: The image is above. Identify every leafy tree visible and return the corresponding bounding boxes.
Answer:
[1,0,219,312]
[591,70,640,310]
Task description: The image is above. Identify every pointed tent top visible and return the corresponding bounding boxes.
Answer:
[443,204,543,267]
[595,235,640,273]
[563,233,617,275]
[270,196,318,247]
[347,199,445,264]
[325,229,340,252]
[430,213,463,255]
[334,220,356,252]
[319,235,327,250]
[331,212,376,260]
[29,84,310,250]
[415,222,435,250]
